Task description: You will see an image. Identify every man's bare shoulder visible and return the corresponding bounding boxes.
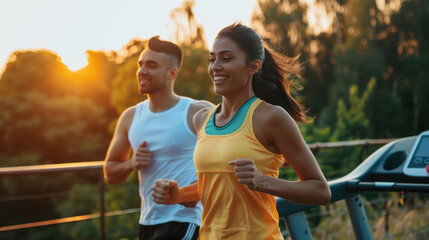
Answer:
[193,106,215,134]
[121,105,137,120]
[188,100,215,117]
[115,105,137,132]
[191,100,215,110]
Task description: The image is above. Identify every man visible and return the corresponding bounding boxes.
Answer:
[104,36,213,240]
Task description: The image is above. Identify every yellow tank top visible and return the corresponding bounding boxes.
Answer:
[194,97,285,240]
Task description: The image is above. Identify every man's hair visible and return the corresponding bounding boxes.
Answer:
[147,36,183,68]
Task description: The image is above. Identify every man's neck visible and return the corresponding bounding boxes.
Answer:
[147,92,180,113]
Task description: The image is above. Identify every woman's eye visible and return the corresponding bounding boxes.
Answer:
[209,58,215,63]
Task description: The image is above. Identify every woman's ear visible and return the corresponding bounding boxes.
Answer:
[249,59,262,75]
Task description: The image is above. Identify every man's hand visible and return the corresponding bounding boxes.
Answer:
[228,159,262,190]
[129,141,152,171]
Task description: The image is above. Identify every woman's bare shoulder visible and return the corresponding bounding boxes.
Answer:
[255,101,295,127]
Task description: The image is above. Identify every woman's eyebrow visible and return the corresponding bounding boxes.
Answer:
[209,50,237,55]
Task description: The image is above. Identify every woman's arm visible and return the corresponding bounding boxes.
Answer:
[152,180,199,204]
[230,103,331,205]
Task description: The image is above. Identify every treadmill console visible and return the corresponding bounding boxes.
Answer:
[403,130,429,177]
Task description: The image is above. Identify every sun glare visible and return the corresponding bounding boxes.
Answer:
[304,0,333,35]
[60,53,88,72]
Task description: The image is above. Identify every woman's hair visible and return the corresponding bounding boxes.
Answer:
[215,23,308,123]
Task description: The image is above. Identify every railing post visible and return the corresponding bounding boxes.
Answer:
[345,194,373,240]
[99,172,105,240]
[284,211,313,240]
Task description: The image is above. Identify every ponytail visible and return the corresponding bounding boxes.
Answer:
[252,47,308,123]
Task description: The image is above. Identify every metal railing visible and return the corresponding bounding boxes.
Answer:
[0,138,396,239]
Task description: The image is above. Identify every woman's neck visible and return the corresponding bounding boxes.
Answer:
[217,92,255,125]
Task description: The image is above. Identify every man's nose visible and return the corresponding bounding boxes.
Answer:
[138,66,148,77]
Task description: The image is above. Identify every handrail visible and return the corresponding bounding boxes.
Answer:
[0,208,140,232]
[0,138,397,239]
[307,138,396,150]
[0,161,104,176]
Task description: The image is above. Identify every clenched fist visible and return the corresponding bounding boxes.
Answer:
[228,158,262,190]
[129,141,152,171]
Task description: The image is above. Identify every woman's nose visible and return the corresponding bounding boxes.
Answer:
[211,60,222,71]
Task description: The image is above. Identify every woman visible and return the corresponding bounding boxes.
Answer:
[152,23,331,239]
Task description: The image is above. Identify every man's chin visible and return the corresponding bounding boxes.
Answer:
[139,88,148,94]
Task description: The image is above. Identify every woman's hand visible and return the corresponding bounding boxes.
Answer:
[228,159,262,190]
[152,179,180,205]
[152,180,200,207]
[179,201,199,208]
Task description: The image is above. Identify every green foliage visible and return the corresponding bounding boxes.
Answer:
[56,184,101,239]
[334,78,374,140]
[104,172,140,239]
[0,91,109,165]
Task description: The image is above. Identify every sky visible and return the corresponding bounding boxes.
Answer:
[0,0,257,71]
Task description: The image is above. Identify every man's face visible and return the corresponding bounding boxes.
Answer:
[136,49,172,94]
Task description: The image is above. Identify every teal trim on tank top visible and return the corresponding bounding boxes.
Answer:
[205,96,258,135]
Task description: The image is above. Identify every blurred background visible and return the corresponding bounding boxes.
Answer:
[0,0,428,239]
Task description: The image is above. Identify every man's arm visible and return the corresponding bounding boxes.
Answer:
[104,107,152,185]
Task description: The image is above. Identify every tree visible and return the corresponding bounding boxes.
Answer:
[0,50,71,97]
[169,0,206,48]
[252,0,336,118]
[253,0,429,139]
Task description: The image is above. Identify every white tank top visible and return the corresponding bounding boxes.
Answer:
[128,97,202,226]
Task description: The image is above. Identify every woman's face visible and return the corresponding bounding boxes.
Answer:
[208,37,253,96]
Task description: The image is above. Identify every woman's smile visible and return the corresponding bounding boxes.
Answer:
[213,75,228,85]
